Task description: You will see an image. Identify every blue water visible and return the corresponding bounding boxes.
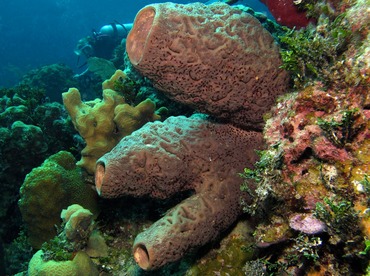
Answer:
[0,0,271,88]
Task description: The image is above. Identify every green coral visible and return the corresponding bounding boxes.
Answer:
[314,197,359,237]
[18,63,78,103]
[112,75,140,105]
[239,145,284,215]
[3,230,34,275]
[317,109,364,148]
[28,250,98,276]
[18,151,99,248]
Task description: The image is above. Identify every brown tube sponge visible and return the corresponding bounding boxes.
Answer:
[95,115,263,269]
[126,2,289,130]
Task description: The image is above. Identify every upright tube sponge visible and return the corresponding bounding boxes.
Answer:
[126,2,288,130]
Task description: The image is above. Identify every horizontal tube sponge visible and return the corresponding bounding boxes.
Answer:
[126,2,289,130]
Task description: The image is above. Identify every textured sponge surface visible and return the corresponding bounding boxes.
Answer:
[127,2,288,130]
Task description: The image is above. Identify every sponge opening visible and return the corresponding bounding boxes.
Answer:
[126,7,156,65]
[134,243,151,270]
[95,162,106,196]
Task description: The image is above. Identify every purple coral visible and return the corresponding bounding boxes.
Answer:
[289,213,327,235]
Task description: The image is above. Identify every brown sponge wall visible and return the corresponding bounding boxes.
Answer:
[95,115,263,269]
[126,2,289,130]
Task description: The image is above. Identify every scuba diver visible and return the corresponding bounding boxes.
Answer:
[73,22,132,99]
[73,2,240,73]
[74,22,133,66]
[74,1,238,64]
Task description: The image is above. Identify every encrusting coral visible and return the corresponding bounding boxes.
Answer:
[95,2,289,271]
[18,151,99,248]
[126,2,288,130]
[236,0,370,272]
[63,69,166,174]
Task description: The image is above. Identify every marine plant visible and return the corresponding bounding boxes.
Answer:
[314,197,359,236]
[279,12,352,88]
[239,145,284,215]
[316,108,363,148]
[41,233,74,262]
[360,174,370,207]
[360,239,370,256]
[112,74,140,105]
[255,234,323,275]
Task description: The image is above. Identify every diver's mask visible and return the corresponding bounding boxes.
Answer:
[74,37,94,58]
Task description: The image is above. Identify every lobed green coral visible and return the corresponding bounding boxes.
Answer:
[0,84,78,268]
[18,151,99,248]
[28,250,98,276]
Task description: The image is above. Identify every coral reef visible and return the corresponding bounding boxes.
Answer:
[19,63,78,102]
[89,2,290,271]
[18,151,99,248]
[63,70,166,174]
[126,2,288,130]
[237,0,370,271]
[95,115,263,270]
[11,0,369,274]
[0,85,77,247]
[239,80,369,274]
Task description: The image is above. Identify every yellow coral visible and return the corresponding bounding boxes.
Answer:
[114,99,161,136]
[63,70,164,174]
[101,68,126,90]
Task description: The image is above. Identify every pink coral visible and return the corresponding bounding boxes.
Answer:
[265,82,369,206]
[289,213,327,234]
[260,0,312,28]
